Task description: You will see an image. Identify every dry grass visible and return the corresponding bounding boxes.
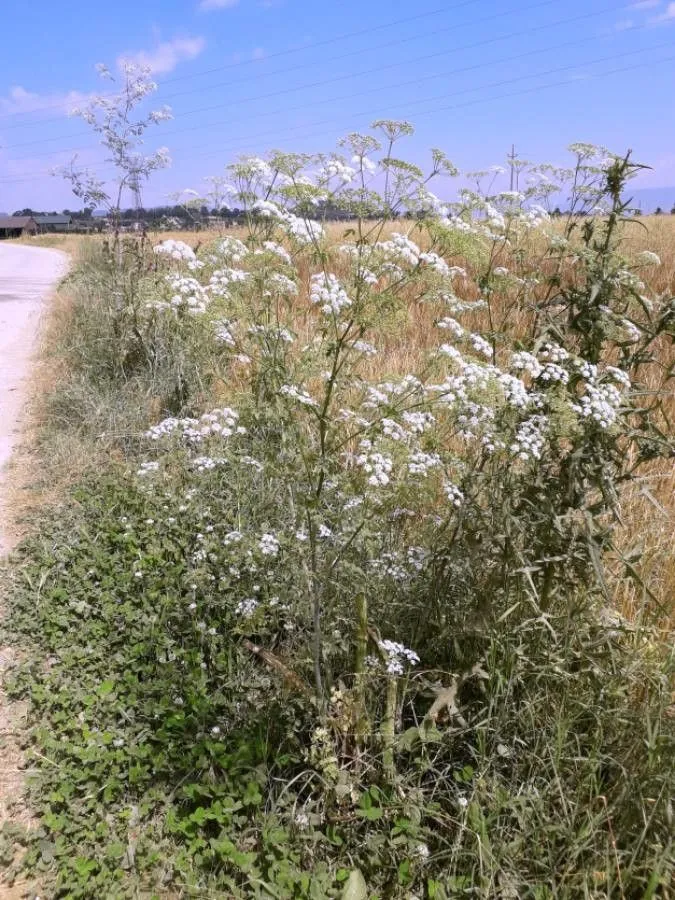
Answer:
[11,233,91,255]
[610,217,675,626]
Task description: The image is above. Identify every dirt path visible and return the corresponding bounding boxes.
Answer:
[0,242,68,554]
[0,243,67,897]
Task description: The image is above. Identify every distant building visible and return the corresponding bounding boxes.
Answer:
[35,214,72,233]
[0,216,39,239]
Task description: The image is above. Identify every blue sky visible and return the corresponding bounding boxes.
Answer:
[0,0,674,212]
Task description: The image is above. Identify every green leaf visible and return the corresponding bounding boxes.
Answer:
[427,879,448,899]
[106,842,126,860]
[356,805,383,821]
[397,726,420,751]
[97,679,115,698]
[38,839,55,864]
[398,858,412,885]
[72,857,98,879]
[341,869,368,900]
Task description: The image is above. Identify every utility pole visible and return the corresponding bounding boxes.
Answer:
[508,144,517,191]
[129,174,144,231]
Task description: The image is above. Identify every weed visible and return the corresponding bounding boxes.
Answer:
[3,124,673,898]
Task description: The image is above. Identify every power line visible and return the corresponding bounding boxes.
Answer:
[0,0,482,125]
[0,0,567,138]
[1,46,670,184]
[1,51,672,190]
[58,41,672,158]
[144,42,675,154]
[160,0,482,85]
[0,4,646,154]
[0,0,628,133]
[141,51,675,187]
[155,0,568,104]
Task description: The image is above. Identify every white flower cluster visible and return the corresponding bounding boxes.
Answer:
[192,455,227,472]
[259,533,280,556]
[407,450,442,476]
[468,333,493,359]
[318,159,356,185]
[146,408,243,444]
[377,232,421,267]
[381,411,436,445]
[444,295,485,314]
[637,250,661,267]
[438,344,464,365]
[370,551,408,583]
[279,384,319,408]
[215,237,249,263]
[248,324,294,344]
[402,411,436,434]
[622,319,642,344]
[572,380,624,429]
[153,239,196,263]
[510,415,548,460]
[381,419,408,442]
[539,343,569,364]
[267,273,298,296]
[511,343,570,385]
[254,199,283,219]
[149,274,210,315]
[209,267,249,297]
[378,639,420,676]
[214,319,237,347]
[443,480,464,507]
[538,362,569,384]
[437,317,464,338]
[606,366,631,390]
[252,199,324,246]
[259,241,292,264]
[419,250,451,276]
[355,444,393,487]
[496,372,531,410]
[511,351,541,378]
[417,189,451,219]
[236,597,259,619]
[457,401,496,440]
[310,273,352,316]
[431,350,539,439]
[137,460,159,476]
[352,339,378,356]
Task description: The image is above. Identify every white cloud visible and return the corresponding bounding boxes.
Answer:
[650,0,675,20]
[630,0,661,8]
[251,47,266,60]
[0,86,90,117]
[199,0,239,10]
[118,36,206,75]
[614,18,634,30]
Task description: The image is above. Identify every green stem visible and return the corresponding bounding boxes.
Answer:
[382,676,398,783]
[353,593,370,746]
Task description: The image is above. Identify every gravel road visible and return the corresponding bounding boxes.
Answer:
[0,242,68,553]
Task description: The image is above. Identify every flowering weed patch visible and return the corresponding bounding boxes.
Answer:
[2,124,674,898]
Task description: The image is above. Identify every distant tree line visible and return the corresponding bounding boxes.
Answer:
[10,200,675,230]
